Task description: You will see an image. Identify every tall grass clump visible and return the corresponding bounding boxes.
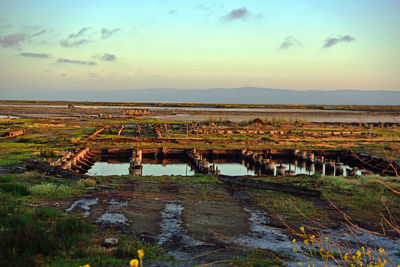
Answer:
[30,182,79,198]
[0,183,30,196]
[0,195,93,266]
[55,215,93,250]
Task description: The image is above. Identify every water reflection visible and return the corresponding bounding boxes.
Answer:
[87,161,253,176]
[87,159,364,177]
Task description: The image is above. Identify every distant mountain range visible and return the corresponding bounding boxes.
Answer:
[2,87,400,105]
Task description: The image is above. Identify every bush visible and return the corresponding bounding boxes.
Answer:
[0,183,30,196]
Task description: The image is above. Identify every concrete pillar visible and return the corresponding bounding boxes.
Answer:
[276,165,286,176]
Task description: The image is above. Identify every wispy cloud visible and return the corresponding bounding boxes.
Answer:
[221,7,249,21]
[68,27,90,38]
[101,28,120,39]
[0,33,27,48]
[168,9,177,15]
[323,35,355,48]
[19,52,50,58]
[60,27,92,47]
[279,36,302,50]
[30,29,47,38]
[196,3,224,16]
[100,53,116,62]
[57,58,96,66]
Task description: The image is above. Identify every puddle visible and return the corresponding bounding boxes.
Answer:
[156,201,204,247]
[320,227,400,265]
[233,206,330,267]
[95,212,129,226]
[108,198,129,208]
[230,207,400,266]
[235,207,289,251]
[65,197,98,217]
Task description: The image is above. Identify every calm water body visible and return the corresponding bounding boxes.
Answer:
[86,161,362,176]
[0,104,361,113]
[87,162,254,176]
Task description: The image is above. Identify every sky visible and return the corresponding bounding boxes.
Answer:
[0,0,399,94]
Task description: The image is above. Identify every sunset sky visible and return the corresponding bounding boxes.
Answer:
[0,0,399,93]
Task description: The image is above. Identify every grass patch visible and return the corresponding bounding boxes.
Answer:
[30,182,80,198]
[0,175,12,183]
[35,206,59,219]
[229,250,287,266]
[0,196,93,266]
[55,215,94,250]
[0,183,30,196]
[254,190,325,220]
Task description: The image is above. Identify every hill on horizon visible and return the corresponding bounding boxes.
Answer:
[1,87,400,105]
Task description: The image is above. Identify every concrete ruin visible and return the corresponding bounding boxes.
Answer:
[122,109,150,117]
[0,129,25,138]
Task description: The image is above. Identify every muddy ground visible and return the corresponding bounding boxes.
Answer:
[39,177,400,266]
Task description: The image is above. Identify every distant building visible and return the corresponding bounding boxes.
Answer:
[251,118,265,125]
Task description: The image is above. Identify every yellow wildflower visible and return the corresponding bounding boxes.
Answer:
[292,239,297,243]
[298,262,302,266]
[304,240,309,245]
[310,235,315,240]
[324,237,329,241]
[129,259,139,267]
[356,250,361,258]
[138,249,144,258]
[379,248,385,255]
[344,253,348,261]
[300,226,305,232]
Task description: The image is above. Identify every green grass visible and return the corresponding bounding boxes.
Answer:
[55,215,94,250]
[35,206,59,219]
[229,250,287,266]
[0,195,93,266]
[0,183,30,196]
[254,190,324,220]
[30,182,81,198]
